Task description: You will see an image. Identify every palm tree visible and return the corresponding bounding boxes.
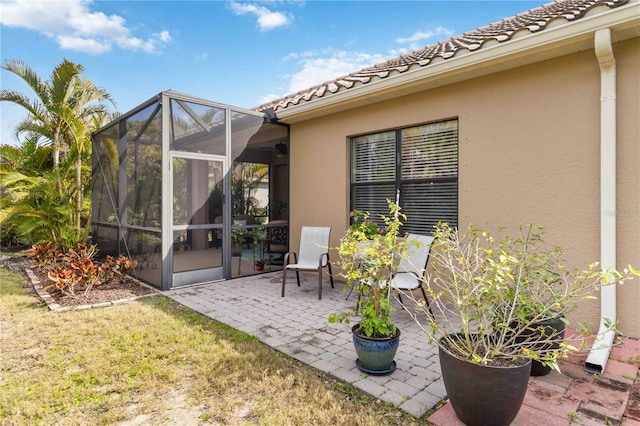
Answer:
[0,59,114,243]
[0,134,77,245]
[63,104,115,231]
[231,162,269,216]
[1,165,78,246]
[0,132,53,175]
[0,59,113,191]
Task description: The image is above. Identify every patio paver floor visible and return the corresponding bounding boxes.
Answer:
[165,272,640,424]
[166,271,446,417]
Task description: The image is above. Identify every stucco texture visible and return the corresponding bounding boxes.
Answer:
[287,38,639,337]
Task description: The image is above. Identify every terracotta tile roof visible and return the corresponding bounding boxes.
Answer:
[257,0,629,113]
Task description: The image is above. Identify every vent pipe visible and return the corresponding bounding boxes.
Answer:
[585,28,617,375]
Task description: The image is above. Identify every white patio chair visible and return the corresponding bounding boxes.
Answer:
[282,226,334,300]
[392,233,434,314]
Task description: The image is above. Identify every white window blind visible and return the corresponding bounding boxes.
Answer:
[401,121,458,179]
[401,181,458,235]
[351,131,396,183]
[353,185,397,225]
[351,120,458,236]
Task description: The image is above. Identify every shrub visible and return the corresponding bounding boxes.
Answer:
[27,241,62,266]
[29,242,137,298]
[0,224,19,247]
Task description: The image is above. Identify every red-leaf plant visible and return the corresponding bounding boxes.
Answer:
[30,243,137,299]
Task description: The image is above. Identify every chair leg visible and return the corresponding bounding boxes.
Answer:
[327,262,334,288]
[295,270,301,287]
[345,280,355,300]
[281,267,287,297]
[318,268,323,300]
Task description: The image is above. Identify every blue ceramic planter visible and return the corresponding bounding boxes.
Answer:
[352,324,400,374]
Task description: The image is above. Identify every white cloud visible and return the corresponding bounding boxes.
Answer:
[229,2,291,31]
[283,50,316,61]
[261,25,454,103]
[395,26,455,51]
[0,0,171,54]
[57,35,112,55]
[156,30,172,43]
[258,93,282,105]
[389,48,410,57]
[286,50,387,93]
[257,50,384,104]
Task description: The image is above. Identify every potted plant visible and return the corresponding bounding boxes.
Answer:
[253,226,267,242]
[230,228,244,257]
[254,258,266,271]
[178,231,188,252]
[251,227,269,271]
[329,197,409,375]
[497,225,577,376]
[349,209,385,239]
[403,223,638,426]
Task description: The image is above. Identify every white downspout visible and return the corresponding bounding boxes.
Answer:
[585,28,617,375]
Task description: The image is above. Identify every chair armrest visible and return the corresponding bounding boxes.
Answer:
[284,252,297,266]
[319,252,329,268]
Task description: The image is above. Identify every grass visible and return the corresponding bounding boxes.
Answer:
[0,267,426,425]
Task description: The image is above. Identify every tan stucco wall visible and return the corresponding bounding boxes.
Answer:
[288,38,640,337]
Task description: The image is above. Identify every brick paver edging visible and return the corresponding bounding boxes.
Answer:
[25,267,158,312]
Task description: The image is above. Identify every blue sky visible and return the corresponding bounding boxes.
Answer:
[1,0,544,146]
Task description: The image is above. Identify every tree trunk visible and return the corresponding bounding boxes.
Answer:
[52,128,62,194]
[76,155,82,232]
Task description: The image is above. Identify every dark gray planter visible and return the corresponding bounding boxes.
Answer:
[439,335,531,426]
[526,316,566,376]
[352,324,400,375]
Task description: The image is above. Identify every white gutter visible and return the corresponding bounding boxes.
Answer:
[275,1,640,123]
[585,28,617,375]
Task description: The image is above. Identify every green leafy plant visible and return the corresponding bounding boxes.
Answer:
[1,59,113,244]
[329,199,410,338]
[231,228,245,245]
[404,223,639,368]
[568,411,581,422]
[0,224,20,247]
[253,227,267,242]
[349,209,384,239]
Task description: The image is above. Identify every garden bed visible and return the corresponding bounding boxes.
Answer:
[0,254,155,308]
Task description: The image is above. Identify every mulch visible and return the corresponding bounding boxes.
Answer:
[0,254,156,308]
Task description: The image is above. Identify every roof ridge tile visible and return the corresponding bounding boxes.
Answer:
[257,0,630,113]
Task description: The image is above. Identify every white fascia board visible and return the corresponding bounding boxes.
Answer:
[276,1,640,123]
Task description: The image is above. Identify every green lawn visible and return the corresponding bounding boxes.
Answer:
[0,266,427,425]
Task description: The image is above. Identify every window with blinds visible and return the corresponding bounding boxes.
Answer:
[350,120,458,235]
[351,131,396,184]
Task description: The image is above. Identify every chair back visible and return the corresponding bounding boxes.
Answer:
[298,226,331,266]
[398,233,434,276]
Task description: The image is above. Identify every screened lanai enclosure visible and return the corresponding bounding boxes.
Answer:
[92,91,289,290]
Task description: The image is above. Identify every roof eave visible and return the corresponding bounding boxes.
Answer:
[275,1,640,124]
